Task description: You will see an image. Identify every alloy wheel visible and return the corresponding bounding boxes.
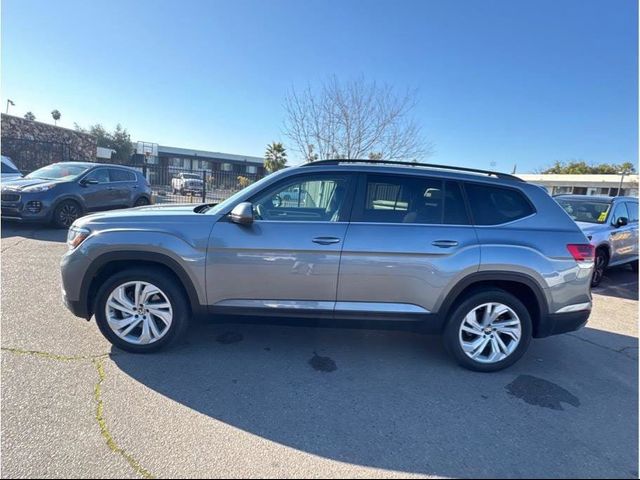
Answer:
[105,281,173,345]
[458,302,522,364]
[58,203,79,227]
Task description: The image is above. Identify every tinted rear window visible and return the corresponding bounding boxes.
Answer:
[465,184,534,225]
[109,169,136,182]
[625,202,638,223]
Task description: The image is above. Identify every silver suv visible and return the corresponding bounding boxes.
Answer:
[61,160,594,372]
[555,195,639,287]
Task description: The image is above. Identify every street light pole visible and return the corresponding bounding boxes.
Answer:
[617,170,627,196]
[5,99,14,114]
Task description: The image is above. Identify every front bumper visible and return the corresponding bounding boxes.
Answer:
[1,192,53,222]
[535,309,590,338]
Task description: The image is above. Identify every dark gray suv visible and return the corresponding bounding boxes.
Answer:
[61,160,594,372]
[1,162,152,228]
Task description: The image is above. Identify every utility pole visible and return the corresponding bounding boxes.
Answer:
[617,170,627,196]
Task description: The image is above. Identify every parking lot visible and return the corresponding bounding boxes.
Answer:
[1,222,637,479]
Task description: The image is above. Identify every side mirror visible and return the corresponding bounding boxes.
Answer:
[615,216,629,227]
[229,202,254,225]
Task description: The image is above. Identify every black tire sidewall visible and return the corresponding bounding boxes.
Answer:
[94,268,189,353]
[591,250,608,287]
[52,200,82,229]
[444,289,533,372]
[134,196,150,207]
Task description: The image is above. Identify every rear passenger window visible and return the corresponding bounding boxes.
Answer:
[465,183,534,225]
[625,202,638,223]
[359,175,445,224]
[109,169,136,182]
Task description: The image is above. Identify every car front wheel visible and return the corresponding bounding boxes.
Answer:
[94,268,189,353]
[52,200,82,228]
[444,289,532,372]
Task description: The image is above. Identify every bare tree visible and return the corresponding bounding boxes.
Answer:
[284,77,432,162]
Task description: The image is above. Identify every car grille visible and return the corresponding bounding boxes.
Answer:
[1,193,20,202]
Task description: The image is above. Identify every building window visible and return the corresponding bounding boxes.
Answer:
[553,186,572,195]
[221,163,233,172]
[246,165,257,174]
[572,187,587,195]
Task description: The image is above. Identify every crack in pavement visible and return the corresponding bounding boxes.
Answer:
[1,237,30,253]
[1,347,155,479]
[565,333,638,360]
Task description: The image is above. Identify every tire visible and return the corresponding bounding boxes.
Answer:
[134,196,150,207]
[94,268,190,353]
[52,199,82,229]
[443,288,533,372]
[591,248,608,288]
[180,188,185,196]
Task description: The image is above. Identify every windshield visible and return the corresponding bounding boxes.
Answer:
[557,198,611,224]
[26,163,91,181]
[206,171,281,215]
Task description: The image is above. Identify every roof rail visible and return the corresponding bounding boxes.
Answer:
[301,159,523,182]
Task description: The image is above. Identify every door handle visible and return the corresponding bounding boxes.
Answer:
[312,237,341,245]
[432,240,459,248]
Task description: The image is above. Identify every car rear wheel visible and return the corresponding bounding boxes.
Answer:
[52,200,82,228]
[443,289,532,372]
[591,249,608,288]
[94,268,190,353]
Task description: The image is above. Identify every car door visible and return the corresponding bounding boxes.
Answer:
[207,172,356,313]
[336,173,480,316]
[80,168,116,211]
[609,201,635,265]
[108,168,137,207]
[625,200,639,259]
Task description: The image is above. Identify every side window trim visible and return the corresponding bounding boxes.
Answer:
[82,167,111,184]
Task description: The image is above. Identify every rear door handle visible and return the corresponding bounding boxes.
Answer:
[312,237,341,245]
[432,240,459,248]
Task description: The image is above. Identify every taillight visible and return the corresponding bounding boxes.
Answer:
[567,244,594,262]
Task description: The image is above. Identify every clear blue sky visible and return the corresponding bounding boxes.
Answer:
[2,0,637,172]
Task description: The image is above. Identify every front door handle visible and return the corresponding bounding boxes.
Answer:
[432,240,459,248]
[312,237,341,245]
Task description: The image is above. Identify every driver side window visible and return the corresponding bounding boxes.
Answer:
[85,168,110,184]
[251,174,351,222]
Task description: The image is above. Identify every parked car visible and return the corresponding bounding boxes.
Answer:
[555,195,639,286]
[1,162,153,228]
[171,172,204,196]
[61,160,594,372]
[1,156,22,182]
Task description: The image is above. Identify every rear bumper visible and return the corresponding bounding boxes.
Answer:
[535,309,590,338]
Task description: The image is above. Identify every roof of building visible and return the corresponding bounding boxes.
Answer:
[157,145,263,165]
[519,173,639,185]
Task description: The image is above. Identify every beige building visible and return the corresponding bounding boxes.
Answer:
[519,173,639,197]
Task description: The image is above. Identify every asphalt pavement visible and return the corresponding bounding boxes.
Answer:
[1,222,638,479]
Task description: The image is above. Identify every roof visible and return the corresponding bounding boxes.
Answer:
[157,145,263,165]
[298,161,527,186]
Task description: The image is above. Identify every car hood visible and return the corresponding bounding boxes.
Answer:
[1,177,63,190]
[74,203,217,229]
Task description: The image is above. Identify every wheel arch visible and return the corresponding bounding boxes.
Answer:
[437,271,548,337]
[81,251,204,319]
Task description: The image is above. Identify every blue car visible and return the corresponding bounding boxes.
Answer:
[1,162,153,228]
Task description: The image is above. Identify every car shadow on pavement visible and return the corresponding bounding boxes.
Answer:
[111,321,638,478]
[593,265,639,301]
[0,221,67,243]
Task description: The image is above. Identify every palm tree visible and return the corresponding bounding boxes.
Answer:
[264,142,287,173]
[51,109,61,125]
[24,111,36,121]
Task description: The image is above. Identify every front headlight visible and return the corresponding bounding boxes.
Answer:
[67,226,91,250]
[22,183,56,193]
